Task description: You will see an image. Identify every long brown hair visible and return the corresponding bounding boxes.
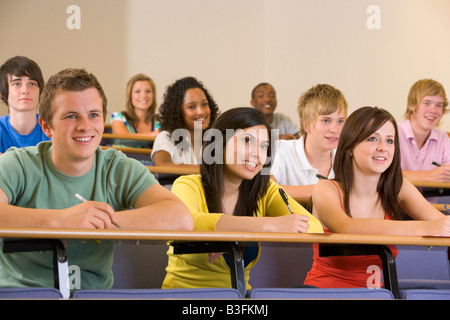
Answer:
[333,106,407,220]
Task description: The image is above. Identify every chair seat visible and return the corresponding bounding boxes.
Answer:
[398,279,450,290]
[246,288,394,299]
[0,287,63,299]
[400,289,450,300]
[73,288,242,299]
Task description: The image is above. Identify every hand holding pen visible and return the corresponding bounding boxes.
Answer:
[278,187,310,233]
[75,193,122,229]
[430,161,450,183]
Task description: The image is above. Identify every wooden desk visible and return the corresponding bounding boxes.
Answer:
[146,166,199,175]
[102,133,155,142]
[411,180,450,198]
[411,181,450,189]
[101,146,152,155]
[2,228,450,299]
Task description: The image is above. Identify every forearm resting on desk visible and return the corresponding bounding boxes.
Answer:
[215,214,311,234]
[114,200,193,231]
[114,184,193,231]
[0,202,116,229]
[403,167,450,183]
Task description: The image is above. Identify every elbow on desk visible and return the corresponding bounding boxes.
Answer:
[174,205,194,231]
[178,215,194,231]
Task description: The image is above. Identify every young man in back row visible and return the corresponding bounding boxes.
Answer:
[250,82,300,140]
[0,56,50,154]
[0,68,193,290]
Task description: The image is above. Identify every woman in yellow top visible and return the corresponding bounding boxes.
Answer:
[162,107,323,290]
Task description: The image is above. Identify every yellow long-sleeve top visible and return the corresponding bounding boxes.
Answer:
[162,174,323,290]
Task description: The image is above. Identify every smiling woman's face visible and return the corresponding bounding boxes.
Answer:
[181,87,211,132]
[223,124,269,182]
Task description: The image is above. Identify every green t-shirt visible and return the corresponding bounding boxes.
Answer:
[0,141,157,289]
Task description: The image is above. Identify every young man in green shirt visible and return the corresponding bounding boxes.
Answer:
[0,68,192,290]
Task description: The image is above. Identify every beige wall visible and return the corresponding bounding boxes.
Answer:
[1,0,450,130]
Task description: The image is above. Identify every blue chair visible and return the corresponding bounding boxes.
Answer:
[246,288,394,299]
[0,287,63,299]
[400,289,450,300]
[396,245,450,290]
[73,288,242,299]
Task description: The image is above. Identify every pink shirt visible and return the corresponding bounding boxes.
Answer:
[398,120,450,170]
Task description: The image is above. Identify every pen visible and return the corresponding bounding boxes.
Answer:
[431,161,442,167]
[444,205,450,215]
[278,188,294,214]
[316,174,328,180]
[75,193,122,229]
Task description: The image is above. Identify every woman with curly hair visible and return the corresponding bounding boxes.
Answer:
[151,76,219,168]
[111,73,159,148]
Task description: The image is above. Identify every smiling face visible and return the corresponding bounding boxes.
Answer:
[131,80,153,112]
[351,120,395,176]
[409,95,444,133]
[224,125,269,182]
[181,87,211,133]
[39,87,104,176]
[251,84,277,118]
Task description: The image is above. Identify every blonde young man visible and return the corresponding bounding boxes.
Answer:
[0,68,192,290]
[270,84,348,199]
[398,79,450,182]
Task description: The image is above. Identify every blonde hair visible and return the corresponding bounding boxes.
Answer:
[124,73,157,126]
[405,79,448,121]
[297,84,348,137]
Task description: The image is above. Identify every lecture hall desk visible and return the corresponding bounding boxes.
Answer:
[2,228,450,299]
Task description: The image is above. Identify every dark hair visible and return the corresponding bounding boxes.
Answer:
[201,107,272,217]
[333,106,407,220]
[251,82,275,100]
[157,76,219,133]
[0,56,44,107]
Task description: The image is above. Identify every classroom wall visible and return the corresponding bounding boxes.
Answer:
[1,0,450,130]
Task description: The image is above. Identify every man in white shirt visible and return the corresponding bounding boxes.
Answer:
[271,84,348,199]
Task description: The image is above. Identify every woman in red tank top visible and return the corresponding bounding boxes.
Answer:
[304,106,450,288]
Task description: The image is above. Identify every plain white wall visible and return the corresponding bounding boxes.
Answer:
[124,0,265,115]
[1,0,449,130]
[265,0,450,129]
[0,0,127,121]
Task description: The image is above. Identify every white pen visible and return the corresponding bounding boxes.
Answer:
[75,193,122,229]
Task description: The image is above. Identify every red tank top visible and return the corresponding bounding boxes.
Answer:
[303,180,398,288]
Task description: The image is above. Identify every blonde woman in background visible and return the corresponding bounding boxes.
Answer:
[111,73,159,148]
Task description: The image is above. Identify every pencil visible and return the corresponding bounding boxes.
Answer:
[75,193,122,229]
